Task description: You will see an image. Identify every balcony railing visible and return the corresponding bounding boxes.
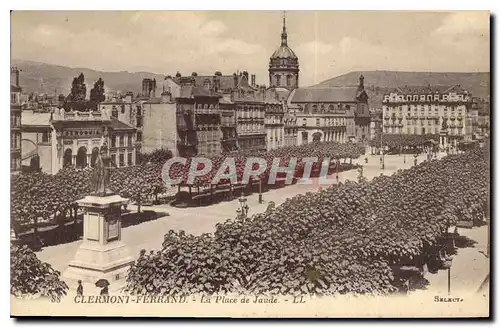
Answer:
[52,109,109,121]
[194,107,219,114]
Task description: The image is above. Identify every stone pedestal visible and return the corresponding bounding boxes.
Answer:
[63,194,133,291]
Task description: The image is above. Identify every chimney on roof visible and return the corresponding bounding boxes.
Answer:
[191,72,198,77]
[242,71,249,80]
[233,73,238,88]
[176,72,181,78]
[125,91,133,103]
[161,90,170,104]
[215,71,222,76]
[251,74,256,87]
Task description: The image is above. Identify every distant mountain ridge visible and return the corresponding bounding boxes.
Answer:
[12,61,490,109]
[11,59,166,97]
[315,70,490,108]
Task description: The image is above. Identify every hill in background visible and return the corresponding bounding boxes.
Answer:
[315,71,490,108]
[11,59,165,97]
[12,61,490,110]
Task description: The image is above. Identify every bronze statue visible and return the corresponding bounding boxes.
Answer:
[91,143,116,196]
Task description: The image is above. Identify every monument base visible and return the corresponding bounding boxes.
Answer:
[63,241,133,292]
[62,194,133,292]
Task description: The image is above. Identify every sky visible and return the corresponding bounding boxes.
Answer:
[11,11,490,87]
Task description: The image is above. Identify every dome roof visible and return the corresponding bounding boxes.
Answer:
[271,45,298,59]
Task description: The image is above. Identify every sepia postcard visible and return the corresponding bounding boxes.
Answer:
[10,10,490,318]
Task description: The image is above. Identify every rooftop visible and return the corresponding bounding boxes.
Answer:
[179,86,222,99]
[109,118,136,131]
[21,110,51,127]
[391,85,468,95]
[290,87,360,103]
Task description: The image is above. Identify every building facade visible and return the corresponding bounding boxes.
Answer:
[99,91,178,154]
[10,67,22,173]
[167,71,275,154]
[141,93,178,153]
[176,80,222,157]
[283,111,298,147]
[109,119,138,168]
[370,109,383,140]
[264,95,284,151]
[21,108,138,174]
[219,96,238,153]
[382,85,474,145]
[21,111,52,173]
[234,94,267,152]
[472,97,490,140]
[287,75,370,145]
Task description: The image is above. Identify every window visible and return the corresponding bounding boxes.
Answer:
[128,134,133,146]
[120,136,124,147]
[111,136,116,148]
[119,153,125,167]
[137,131,142,142]
[316,118,320,126]
[276,75,281,87]
[111,154,116,165]
[112,106,118,118]
[121,105,125,114]
[42,131,49,143]
[286,75,291,86]
[127,152,133,166]
[302,118,307,127]
[137,117,143,127]
[136,106,142,116]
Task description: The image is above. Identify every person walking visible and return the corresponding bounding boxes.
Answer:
[77,280,83,296]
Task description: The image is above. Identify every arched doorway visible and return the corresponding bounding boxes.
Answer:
[91,147,99,167]
[312,132,322,142]
[301,131,308,144]
[63,149,73,167]
[76,147,87,168]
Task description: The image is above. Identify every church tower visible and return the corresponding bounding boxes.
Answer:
[269,12,299,90]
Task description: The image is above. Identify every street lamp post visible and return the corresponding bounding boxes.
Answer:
[237,194,249,218]
[258,178,263,204]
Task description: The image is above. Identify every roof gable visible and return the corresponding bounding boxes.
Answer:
[290,87,360,103]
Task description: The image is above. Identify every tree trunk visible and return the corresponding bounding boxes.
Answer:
[137,195,142,214]
[32,216,39,249]
[73,205,78,224]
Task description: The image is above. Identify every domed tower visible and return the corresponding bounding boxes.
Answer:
[269,12,299,90]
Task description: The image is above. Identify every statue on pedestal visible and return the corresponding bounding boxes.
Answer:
[91,143,117,197]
